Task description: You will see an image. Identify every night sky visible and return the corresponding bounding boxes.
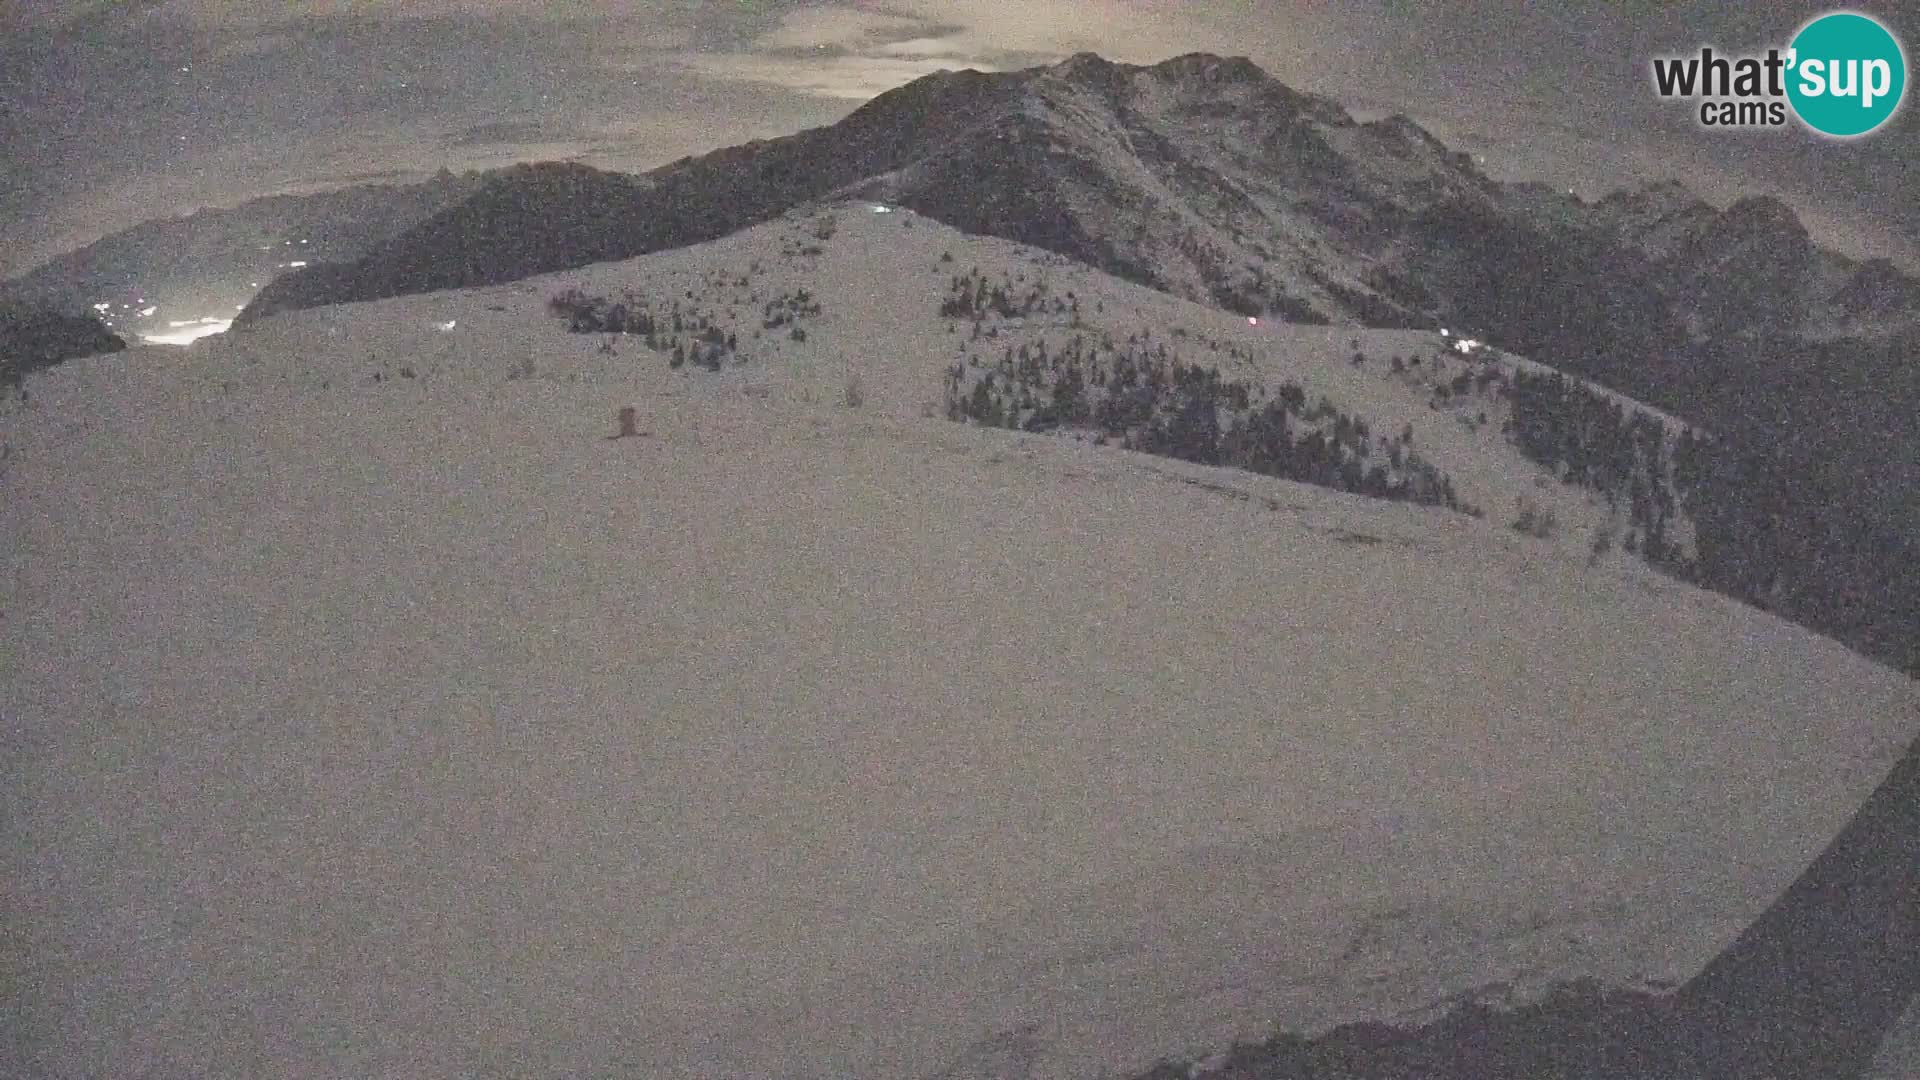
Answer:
[3,1,1916,278]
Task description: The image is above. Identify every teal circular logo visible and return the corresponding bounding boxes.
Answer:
[1786,11,1907,137]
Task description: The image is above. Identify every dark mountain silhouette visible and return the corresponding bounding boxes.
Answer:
[242,67,1025,320]
[237,53,1920,347]
[0,170,483,331]
[240,53,1497,326]
[1836,258,1920,320]
[0,303,125,389]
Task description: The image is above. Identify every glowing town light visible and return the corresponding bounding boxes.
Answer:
[434,320,457,332]
[869,204,893,213]
[141,318,232,345]
[1439,328,1450,337]
[1248,316,1259,326]
[92,302,110,312]
[288,261,307,268]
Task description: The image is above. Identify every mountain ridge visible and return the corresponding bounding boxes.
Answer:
[235,52,1920,347]
[0,170,484,336]
[238,53,1498,326]
[0,302,124,389]
[225,51,1920,677]
[19,52,1920,674]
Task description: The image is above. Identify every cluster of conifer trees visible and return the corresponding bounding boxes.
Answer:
[1503,366,1919,674]
[1505,369,1684,564]
[943,326,1472,514]
[547,286,820,371]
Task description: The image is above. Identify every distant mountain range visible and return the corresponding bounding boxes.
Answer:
[7,51,1918,672]
[0,170,483,335]
[229,54,1919,503]
[236,54,1920,342]
[227,52,1920,570]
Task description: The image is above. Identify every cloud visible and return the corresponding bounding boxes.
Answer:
[9,0,682,30]
[0,0,167,34]
[683,4,1039,101]
[679,0,1356,104]
[758,4,928,51]
[684,52,1000,101]
[447,121,581,148]
[873,0,1225,65]
[311,167,414,185]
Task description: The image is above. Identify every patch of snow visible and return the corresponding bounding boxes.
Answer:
[6,205,1914,1080]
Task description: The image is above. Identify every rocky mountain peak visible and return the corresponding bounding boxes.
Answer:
[1150,52,1269,84]
[1610,177,1701,209]
[1677,194,1812,278]
[229,50,1910,354]
[1834,257,1920,317]
[1362,113,1458,156]
[1717,194,1809,242]
[1052,51,1118,77]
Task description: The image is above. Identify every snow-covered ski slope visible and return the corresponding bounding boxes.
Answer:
[6,204,1916,1079]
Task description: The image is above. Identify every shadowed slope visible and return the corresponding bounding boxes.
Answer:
[239,69,1023,320]
[1131,724,1920,1079]
[1674,726,1920,1078]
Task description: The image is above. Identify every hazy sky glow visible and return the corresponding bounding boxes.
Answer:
[2,1,1916,276]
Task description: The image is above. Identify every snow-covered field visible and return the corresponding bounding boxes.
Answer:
[5,206,1916,1079]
